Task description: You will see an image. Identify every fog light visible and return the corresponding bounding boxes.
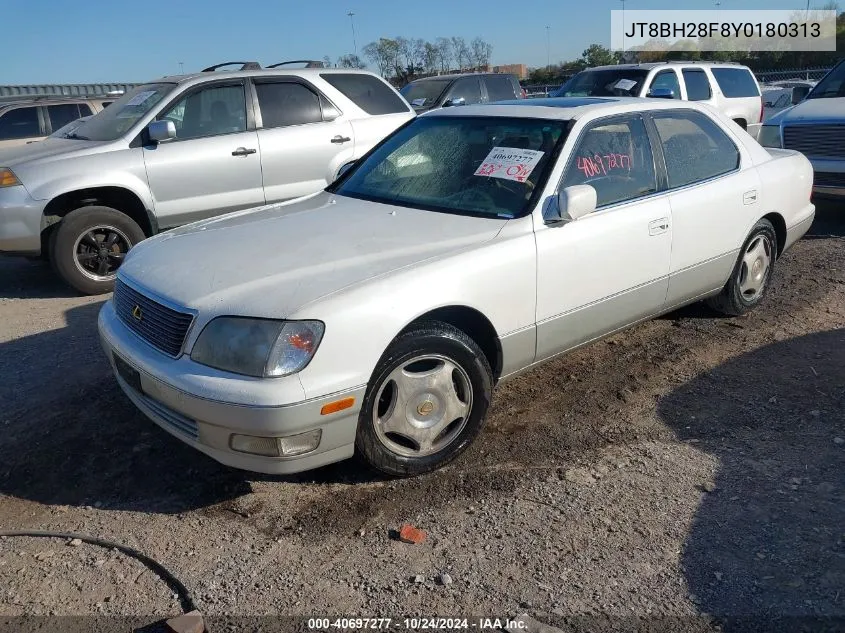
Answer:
[229,429,322,457]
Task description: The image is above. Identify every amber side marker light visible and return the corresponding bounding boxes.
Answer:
[320,397,355,415]
[0,168,21,188]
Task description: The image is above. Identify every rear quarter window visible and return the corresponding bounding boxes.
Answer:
[711,68,760,98]
[320,73,410,115]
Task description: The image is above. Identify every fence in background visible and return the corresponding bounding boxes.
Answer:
[0,83,139,98]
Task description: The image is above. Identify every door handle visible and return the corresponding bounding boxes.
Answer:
[331,135,351,144]
[648,218,670,235]
[232,147,257,156]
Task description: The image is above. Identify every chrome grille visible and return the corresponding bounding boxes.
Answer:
[113,279,193,357]
[814,172,845,188]
[783,125,845,158]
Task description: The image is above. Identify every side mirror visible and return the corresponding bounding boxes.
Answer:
[337,161,356,179]
[148,120,176,143]
[647,87,675,99]
[551,185,597,223]
[442,97,466,108]
[791,91,804,105]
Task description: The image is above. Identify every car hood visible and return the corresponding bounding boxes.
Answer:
[119,191,508,318]
[767,97,845,125]
[0,136,110,168]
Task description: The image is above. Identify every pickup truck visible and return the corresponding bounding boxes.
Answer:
[757,59,845,199]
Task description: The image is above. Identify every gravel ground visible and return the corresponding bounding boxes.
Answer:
[0,201,843,632]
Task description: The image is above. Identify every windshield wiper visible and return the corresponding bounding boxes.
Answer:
[65,132,90,140]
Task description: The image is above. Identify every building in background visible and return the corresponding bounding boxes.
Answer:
[492,64,528,79]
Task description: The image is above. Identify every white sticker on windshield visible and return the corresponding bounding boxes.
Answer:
[124,90,157,107]
[613,78,638,91]
[411,98,427,107]
[474,147,545,183]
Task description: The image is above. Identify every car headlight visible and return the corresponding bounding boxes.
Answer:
[757,125,782,148]
[190,317,324,378]
[0,168,21,188]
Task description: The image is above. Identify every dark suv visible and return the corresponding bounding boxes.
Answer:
[400,73,525,112]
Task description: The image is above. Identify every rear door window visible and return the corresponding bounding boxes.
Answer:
[0,107,40,140]
[682,69,712,101]
[255,81,323,128]
[711,68,760,97]
[320,73,410,115]
[484,75,517,102]
[47,104,83,131]
[652,110,740,189]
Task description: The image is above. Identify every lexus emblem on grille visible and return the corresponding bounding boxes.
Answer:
[131,305,143,321]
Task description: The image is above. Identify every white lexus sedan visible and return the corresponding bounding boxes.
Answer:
[98,97,816,477]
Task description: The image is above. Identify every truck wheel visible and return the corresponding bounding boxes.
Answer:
[51,206,145,295]
[355,320,493,478]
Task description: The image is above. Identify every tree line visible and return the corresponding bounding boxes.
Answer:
[323,36,493,81]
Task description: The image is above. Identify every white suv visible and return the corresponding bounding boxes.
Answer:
[552,62,763,137]
[0,61,415,294]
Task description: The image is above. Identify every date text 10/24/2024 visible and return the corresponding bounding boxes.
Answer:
[307,617,529,630]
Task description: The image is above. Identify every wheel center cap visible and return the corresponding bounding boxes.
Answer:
[417,400,435,416]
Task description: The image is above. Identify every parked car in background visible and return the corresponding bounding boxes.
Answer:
[550,62,763,136]
[0,96,113,148]
[761,81,816,120]
[757,59,845,198]
[400,73,525,113]
[0,62,414,294]
[99,97,814,477]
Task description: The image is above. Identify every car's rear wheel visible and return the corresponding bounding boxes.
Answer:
[355,321,493,477]
[707,218,777,316]
[51,206,145,295]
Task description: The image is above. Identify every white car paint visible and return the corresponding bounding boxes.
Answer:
[98,98,815,475]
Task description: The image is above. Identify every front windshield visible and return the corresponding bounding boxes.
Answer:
[554,69,649,97]
[400,80,451,108]
[71,83,175,141]
[807,62,845,99]
[331,116,568,219]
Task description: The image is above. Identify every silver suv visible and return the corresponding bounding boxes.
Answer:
[0,61,415,294]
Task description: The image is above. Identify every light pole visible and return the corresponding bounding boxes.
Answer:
[620,0,627,54]
[545,25,550,71]
[347,11,358,58]
[179,61,184,74]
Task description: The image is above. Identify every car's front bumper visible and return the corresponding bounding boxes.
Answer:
[807,158,845,199]
[0,184,46,254]
[98,300,365,474]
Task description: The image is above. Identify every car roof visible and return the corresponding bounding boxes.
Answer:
[585,62,748,71]
[158,67,382,85]
[420,96,712,121]
[409,72,514,83]
[0,96,101,109]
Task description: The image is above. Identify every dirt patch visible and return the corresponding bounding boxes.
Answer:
[0,203,843,628]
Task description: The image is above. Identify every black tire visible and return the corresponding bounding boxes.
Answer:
[355,320,493,478]
[707,219,777,317]
[51,206,145,295]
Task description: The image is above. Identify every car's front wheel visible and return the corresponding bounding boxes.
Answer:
[51,206,145,295]
[707,218,777,316]
[355,321,493,477]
